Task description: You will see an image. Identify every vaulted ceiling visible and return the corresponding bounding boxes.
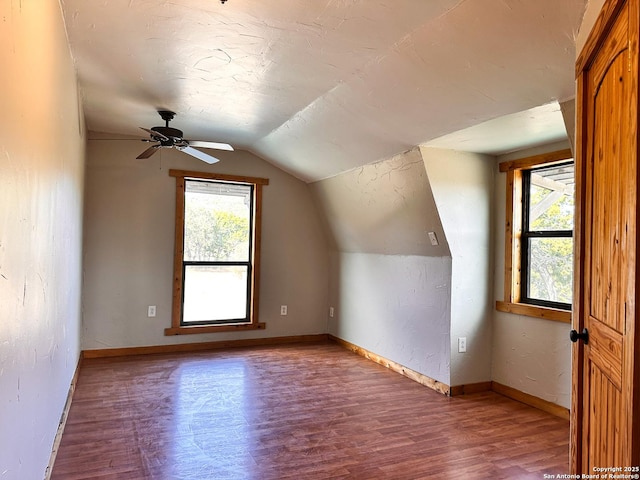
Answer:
[61,0,587,182]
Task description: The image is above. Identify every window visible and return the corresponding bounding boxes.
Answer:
[521,163,574,309]
[165,170,268,335]
[496,149,574,323]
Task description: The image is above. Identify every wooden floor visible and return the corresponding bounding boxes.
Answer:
[52,342,569,479]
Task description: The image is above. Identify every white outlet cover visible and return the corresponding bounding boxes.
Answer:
[280,305,288,315]
[428,232,439,246]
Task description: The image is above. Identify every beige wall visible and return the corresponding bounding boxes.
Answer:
[0,1,85,477]
[313,148,453,385]
[489,0,603,408]
[421,147,495,386]
[82,137,329,349]
[312,147,449,256]
[491,140,573,409]
[314,147,495,387]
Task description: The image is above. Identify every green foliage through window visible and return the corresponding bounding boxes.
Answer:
[184,200,249,262]
[181,179,253,324]
[522,162,574,309]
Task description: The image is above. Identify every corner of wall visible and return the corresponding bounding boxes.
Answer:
[420,147,495,386]
[311,148,453,386]
[491,141,573,409]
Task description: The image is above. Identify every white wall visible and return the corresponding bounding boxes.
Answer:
[331,252,452,384]
[312,148,450,257]
[0,1,85,477]
[421,148,494,386]
[313,148,452,385]
[82,137,329,349]
[491,141,573,408]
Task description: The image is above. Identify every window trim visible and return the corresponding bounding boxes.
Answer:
[165,169,268,336]
[495,149,573,323]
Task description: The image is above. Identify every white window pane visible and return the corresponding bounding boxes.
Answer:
[183,265,249,323]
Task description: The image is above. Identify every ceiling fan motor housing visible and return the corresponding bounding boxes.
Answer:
[137,110,232,162]
[151,126,184,144]
[153,110,184,145]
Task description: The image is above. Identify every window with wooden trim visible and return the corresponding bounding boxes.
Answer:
[496,149,574,323]
[165,170,268,335]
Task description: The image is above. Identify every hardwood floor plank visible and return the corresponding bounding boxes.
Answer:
[51,342,569,479]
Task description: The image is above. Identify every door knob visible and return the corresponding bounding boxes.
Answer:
[569,328,589,344]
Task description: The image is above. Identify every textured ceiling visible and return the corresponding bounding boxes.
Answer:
[61,0,587,182]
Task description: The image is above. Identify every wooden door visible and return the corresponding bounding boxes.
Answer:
[573,0,639,473]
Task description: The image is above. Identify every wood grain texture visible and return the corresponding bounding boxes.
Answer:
[495,301,572,323]
[574,0,640,471]
[168,170,268,333]
[498,149,574,322]
[164,322,266,336]
[52,343,569,479]
[571,40,588,474]
[83,334,327,359]
[491,382,570,420]
[449,382,492,397]
[576,0,627,75]
[45,355,83,480]
[498,149,573,173]
[169,169,269,185]
[171,176,185,329]
[328,335,450,395]
[251,184,264,326]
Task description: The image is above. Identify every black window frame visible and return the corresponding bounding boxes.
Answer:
[520,161,574,311]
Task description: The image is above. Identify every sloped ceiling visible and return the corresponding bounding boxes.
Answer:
[60,0,587,182]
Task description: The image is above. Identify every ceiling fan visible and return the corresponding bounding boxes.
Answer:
[137,110,233,164]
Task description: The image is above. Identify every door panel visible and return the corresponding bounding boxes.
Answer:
[588,37,628,337]
[575,0,638,473]
[588,365,623,466]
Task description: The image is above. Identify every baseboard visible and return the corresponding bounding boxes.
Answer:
[328,335,450,396]
[82,334,329,359]
[44,352,83,480]
[491,381,570,420]
[326,336,569,420]
[449,381,492,396]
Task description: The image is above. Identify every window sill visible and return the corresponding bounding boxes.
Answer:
[165,322,266,336]
[495,301,571,324]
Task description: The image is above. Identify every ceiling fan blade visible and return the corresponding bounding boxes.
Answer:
[140,127,170,142]
[137,145,159,159]
[179,146,220,164]
[186,140,234,151]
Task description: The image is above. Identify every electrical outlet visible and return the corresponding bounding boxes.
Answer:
[329,307,334,318]
[280,305,288,316]
[458,337,467,353]
[148,305,156,317]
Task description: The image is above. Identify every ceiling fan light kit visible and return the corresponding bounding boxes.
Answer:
[137,110,234,164]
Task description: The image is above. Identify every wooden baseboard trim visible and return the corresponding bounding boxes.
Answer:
[328,335,450,396]
[164,322,266,336]
[491,381,570,420]
[82,334,329,359]
[449,381,493,396]
[45,352,83,480]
